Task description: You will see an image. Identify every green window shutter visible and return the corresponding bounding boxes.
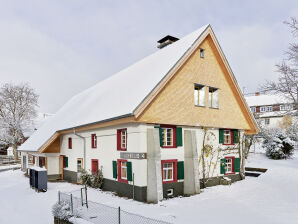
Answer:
[219,129,224,143]
[233,130,239,143]
[127,162,132,181]
[177,161,184,180]
[112,161,117,179]
[176,127,183,147]
[220,158,226,174]
[154,126,163,147]
[234,158,240,172]
[64,157,68,168]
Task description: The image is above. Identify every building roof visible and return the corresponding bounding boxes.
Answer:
[19,24,210,152]
[245,94,289,107]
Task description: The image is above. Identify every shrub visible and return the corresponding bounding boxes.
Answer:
[52,201,82,220]
[81,169,104,189]
[263,129,294,159]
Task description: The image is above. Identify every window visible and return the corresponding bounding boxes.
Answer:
[117,159,129,183]
[225,157,234,174]
[285,104,293,110]
[220,157,240,175]
[161,160,177,183]
[39,157,46,168]
[194,84,205,106]
[250,107,256,113]
[260,106,266,112]
[208,87,219,108]
[117,129,127,151]
[266,106,272,112]
[280,105,285,111]
[162,127,174,147]
[200,49,204,58]
[91,159,98,174]
[223,130,233,145]
[265,118,270,125]
[91,134,97,148]
[68,138,72,149]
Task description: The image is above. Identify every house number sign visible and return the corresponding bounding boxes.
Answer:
[120,152,147,160]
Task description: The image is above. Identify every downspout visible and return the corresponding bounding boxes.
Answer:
[73,128,86,170]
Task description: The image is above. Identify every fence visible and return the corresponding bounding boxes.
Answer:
[57,189,171,224]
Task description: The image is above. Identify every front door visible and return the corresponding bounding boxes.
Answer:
[77,158,83,183]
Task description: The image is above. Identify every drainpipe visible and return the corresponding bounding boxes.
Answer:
[73,128,86,170]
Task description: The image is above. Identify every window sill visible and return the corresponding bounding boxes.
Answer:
[195,105,206,108]
[209,107,219,110]
[118,179,128,184]
[224,172,235,175]
[223,143,235,146]
[117,148,127,151]
[162,180,177,184]
[162,146,177,149]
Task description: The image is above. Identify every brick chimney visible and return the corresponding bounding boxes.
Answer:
[157,35,179,49]
[255,92,260,96]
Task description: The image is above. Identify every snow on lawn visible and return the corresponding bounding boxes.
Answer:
[1,153,298,224]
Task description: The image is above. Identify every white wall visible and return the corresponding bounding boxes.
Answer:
[60,123,148,186]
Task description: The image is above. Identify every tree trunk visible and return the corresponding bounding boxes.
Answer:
[13,144,18,161]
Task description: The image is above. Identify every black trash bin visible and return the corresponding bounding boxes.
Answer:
[29,167,47,192]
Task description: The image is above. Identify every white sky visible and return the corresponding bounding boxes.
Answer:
[0,0,297,113]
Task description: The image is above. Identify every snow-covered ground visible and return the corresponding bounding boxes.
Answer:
[0,152,298,224]
[0,164,21,171]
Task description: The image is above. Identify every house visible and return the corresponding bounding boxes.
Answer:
[245,93,297,130]
[18,24,258,203]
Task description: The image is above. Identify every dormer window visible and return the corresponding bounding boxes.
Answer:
[260,106,266,112]
[200,49,205,58]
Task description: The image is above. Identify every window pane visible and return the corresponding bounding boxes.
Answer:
[194,88,198,105]
[199,86,205,106]
[213,89,219,108]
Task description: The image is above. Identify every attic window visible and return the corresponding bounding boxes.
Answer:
[200,49,205,58]
[209,87,219,108]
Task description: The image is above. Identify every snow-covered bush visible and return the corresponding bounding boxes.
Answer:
[262,129,294,159]
[52,201,82,221]
[52,201,72,220]
[81,169,104,189]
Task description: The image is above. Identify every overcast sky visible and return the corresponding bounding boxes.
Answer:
[0,0,297,113]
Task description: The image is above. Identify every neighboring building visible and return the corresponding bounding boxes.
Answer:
[245,93,297,130]
[18,24,258,203]
[6,147,13,156]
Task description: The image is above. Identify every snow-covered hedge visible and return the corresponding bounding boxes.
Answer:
[262,129,294,160]
[81,169,103,189]
[52,201,82,221]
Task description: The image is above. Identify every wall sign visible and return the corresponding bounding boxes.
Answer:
[120,152,147,160]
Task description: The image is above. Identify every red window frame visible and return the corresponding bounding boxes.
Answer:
[223,129,234,145]
[224,156,235,175]
[117,159,128,183]
[117,129,127,151]
[68,137,72,149]
[161,125,177,148]
[91,159,99,174]
[91,134,97,148]
[32,156,35,165]
[161,159,178,183]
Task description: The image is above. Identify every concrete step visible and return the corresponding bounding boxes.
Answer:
[245,172,261,177]
[245,167,267,173]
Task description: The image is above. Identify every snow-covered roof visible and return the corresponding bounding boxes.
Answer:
[19,24,209,152]
[245,94,289,107]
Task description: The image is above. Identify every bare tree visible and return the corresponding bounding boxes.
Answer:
[0,83,38,160]
[260,17,298,113]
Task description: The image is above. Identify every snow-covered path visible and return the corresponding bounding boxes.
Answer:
[0,153,298,224]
